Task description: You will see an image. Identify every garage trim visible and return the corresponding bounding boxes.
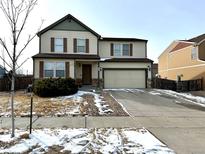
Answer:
[102,68,148,89]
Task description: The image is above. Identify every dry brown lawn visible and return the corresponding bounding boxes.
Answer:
[0,90,128,117]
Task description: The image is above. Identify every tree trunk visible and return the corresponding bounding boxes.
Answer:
[11,74,15,137]
[11,19,16,137]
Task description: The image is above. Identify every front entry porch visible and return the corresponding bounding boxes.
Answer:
[82,64,92,85]
[75,60,99,86]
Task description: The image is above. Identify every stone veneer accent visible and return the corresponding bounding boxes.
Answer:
[75,78,101,87]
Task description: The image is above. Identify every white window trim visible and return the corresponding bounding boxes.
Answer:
[44,62,65,78]
[191,47,197,60]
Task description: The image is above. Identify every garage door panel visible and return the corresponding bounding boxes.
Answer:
[104,70,146,89]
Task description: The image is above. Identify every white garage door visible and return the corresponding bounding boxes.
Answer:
[104,70,146,89]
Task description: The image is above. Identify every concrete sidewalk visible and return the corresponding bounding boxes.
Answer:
[0,116,143,129]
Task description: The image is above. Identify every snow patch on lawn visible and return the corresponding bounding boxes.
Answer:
[0,128,175,154]
[149,91,161,95]
[154,89,205,107]
[123,128,173,153]
[59,91,113,115]
[104,89,145,93]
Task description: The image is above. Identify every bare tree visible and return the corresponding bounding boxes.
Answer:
[1,38,6,69]
[0,0,42,137]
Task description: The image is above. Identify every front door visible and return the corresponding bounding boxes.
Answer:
[82,64,92,85]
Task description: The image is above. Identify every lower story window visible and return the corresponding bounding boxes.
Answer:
[56,62,65,77]
[44,62,65,78]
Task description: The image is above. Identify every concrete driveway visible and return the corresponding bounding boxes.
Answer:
[110,89,205,154]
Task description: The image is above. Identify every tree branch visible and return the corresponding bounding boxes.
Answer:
[0,0,13,29]
[0,38,13,61]
[15,34,35,61]
[16,0,37,43]
[15,19,43,61]
[15,57,30,71]
[0,55,12,69]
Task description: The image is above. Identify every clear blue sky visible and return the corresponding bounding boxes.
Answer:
[39,0,205,62]
[1,0,205,73]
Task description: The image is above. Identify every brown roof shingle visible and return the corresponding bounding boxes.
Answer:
[101,37,148,42]
[32,53,100,59]
[170,42,192,53]
[187,33,205,43]
[100,58,153,62]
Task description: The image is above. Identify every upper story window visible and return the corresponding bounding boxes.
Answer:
[112,43,132,56]
[51,37,67,53]
[77,39,86,53]
[122,44,130,56]
[55,38,64,52]
[44,62,65,78]
[74,38,89,53]
[191,47,197,60]
[113,44,121,56]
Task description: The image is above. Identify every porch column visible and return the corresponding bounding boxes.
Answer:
[69,60,75,79]
[74,60,77,79]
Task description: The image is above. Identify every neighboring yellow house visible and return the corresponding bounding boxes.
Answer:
[158,34,205,89]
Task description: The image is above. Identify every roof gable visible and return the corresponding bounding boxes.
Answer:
[169,42,192,53]
[37,14,100,37]
[52,18,87,31]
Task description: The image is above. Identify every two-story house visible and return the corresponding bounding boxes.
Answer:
[33,14,153,89]
[158,33,205,89]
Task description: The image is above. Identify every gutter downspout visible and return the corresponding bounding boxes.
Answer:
[97,37,100,88]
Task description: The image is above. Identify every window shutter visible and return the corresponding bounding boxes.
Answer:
[51,38,54,52]
[65,62,70,78]
[39,61,44,78]
[130,43,133,56]
[110,43,114,56]
[86,39,89,53]
[73,38,77,53]
[63,38,67,52]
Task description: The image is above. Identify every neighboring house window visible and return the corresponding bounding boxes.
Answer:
[77,39,86,53]
[55,38,64,52]
[191,47,197,60]
[44,62,65,78]
[113,44,130,56]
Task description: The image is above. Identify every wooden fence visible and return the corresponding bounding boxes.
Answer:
[0,75,33,91]
[153,78,203,92]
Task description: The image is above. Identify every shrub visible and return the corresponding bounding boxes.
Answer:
[33,78,78,97]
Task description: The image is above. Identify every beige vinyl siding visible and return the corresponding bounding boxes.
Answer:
[158,41,178,74]
[34,59,75,78]
[99,41,146,58]
[40,30,98,54]
[104,70,146,88]
[167,45,201,69]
